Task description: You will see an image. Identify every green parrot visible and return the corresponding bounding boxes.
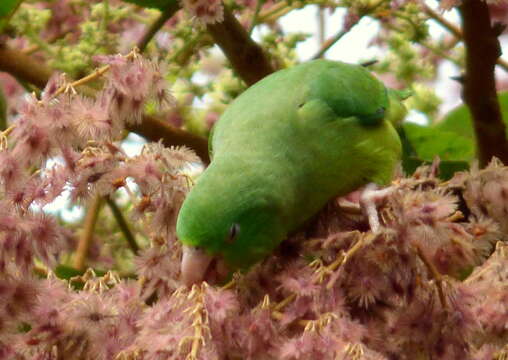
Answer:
[176,60,403,285]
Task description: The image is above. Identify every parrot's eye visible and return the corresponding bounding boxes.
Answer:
[226,223,240,243]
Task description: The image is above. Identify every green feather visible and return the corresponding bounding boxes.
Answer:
[177,60,402,270]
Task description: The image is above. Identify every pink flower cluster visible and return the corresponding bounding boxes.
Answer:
[1,53,508,360]
[2,152,507,359]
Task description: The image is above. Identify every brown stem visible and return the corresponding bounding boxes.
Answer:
[311,22,359,60]
[128,115,209,162]
[458,0,508,167]
[414,244,447,308]
[74,196,103,271]
[106,197,139,255]
[0,46,210,163]
[206,6,275,85]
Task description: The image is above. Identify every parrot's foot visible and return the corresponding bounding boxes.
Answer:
[181,245,230,286]
[359,183,395,233]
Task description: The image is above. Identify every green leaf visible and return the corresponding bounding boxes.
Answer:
[18,322,32,333]
[402,122,475,162]
[435,91,508,140]
[0,0,21,17]
[0,0,22,31]
[54,265,107,290]
[54,264,85,279]
[436,160,470,180]
[121,0,179,10]
[401,156,468,181]
[55,264,107,279]
[399,124,469,180]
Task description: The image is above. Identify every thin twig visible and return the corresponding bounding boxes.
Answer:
[106,197,139,255]
[311,0,386,60]
[168,33,213,66]
[257,1,289,22]
[445,211,464,222]
[317,5,325,46]
[270,232,367,320]
[137,3,180,53]
[422,3,461,38]
[74,196,103,271]
[414,244,447,308]
[247,0,265,36]
[311,25,357,60]
[51,49,137,99]
[273,294,296,312]
[422,2,508,72]
[258,0,306,24]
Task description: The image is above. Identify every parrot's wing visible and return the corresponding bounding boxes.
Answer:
[302,61,390,127]
[297,97,387,128]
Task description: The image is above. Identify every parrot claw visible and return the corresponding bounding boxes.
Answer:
[181,245,214,286]
[360,183,395,233]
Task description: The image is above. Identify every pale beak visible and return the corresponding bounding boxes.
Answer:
[181,245,214,286]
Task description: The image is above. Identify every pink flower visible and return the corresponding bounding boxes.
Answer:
[181,0,224,25]
[27,212,66,266]
[11,118,53,168]
[204,286,239,323]
[94,56,174,125]
[277,264,320,297]
[234,306,279,357]
[0,151,23,192]
[40,73,66,102]
[69,149,121,200]
[31,165,70,207]
[0,275,40,323]
[71,94,116,142]
[278,321,345,360]
[134,241,181,298]
[0,201,18,232]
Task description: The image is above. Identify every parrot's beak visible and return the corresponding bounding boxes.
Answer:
[181,244,214,286]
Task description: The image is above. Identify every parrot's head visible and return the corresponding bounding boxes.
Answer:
[176,167,286,286]
[385,88,412,128]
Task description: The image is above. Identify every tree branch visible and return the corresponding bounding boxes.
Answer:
[74,196,103,271]
[0,46,210,163]
[206,6,275,85]
[0,46,53,89]
[458,0,508,167]
[129,115,209,162]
